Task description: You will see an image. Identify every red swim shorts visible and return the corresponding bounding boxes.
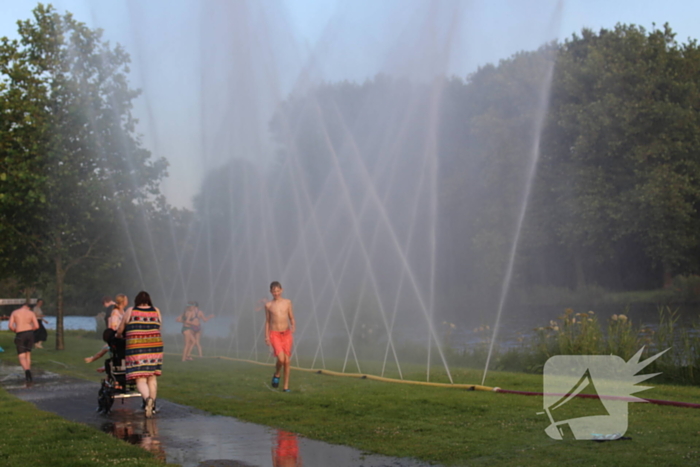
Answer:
[275,431,299,460]
[269,330,293,357]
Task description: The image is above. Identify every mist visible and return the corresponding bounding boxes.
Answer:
[89,0,565,382]
[11,0,697,381]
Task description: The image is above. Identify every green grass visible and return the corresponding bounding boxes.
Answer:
[0,384,170,466]
[2,331,700,466]
[159,358,700,466]
[0,331,175,467]
[0,391,170,467]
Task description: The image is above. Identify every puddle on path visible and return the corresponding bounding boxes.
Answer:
[1,363,436,467]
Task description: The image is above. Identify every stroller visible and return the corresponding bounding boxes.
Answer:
[97,329,142,414]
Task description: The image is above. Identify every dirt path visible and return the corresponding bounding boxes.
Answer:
[2,367,435,467]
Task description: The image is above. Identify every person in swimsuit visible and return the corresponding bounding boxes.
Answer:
[33,299,48,349]
[176,305,198,361]
[117,291,163,418]
[9,301,39,383]
[189,302,214,358]
[85,293,129,365]
[265,281,296,392]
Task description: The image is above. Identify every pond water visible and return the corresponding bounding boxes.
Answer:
[2,303,697,352]
[0,315,227,337]
[0,315,97,332]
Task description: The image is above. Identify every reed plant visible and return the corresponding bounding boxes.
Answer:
[557,309,604,355]
[403,305,699,385]
[606,308,638,360]
[523,306,700,385]
[643,306,700,384]
[530,308,604,362]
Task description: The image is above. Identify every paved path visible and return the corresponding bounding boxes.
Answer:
[2,366,435,467]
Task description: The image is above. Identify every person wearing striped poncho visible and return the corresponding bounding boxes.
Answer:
[117,290,163,417]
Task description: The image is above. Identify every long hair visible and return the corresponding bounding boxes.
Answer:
[134,291,153,307]
[115,294,128,309]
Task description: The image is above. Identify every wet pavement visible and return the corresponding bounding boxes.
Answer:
[1,365,435,467]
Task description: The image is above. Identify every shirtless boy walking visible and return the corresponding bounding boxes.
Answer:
[9,301,39,383]
[265,282,296,392]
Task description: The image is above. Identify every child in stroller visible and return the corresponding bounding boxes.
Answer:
[85,328,142,414]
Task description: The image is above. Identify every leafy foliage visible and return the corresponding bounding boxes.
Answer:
[0,5,167,346]
[534,24,700,288]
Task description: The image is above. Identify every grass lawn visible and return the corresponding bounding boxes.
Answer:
[2,331,700,466]
[0,388,177,467]
[0,337,172,467]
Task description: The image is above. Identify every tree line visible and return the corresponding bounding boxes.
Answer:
[189,23,700,324]
[3,5,700,348]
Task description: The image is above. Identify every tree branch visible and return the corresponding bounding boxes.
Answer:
[64,232,106,273]
[3,222,45,256]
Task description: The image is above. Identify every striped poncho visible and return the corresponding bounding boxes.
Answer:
[125,306,163,380]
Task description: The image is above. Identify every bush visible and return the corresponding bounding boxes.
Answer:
[460,306,700,384]
[671,275,700,302]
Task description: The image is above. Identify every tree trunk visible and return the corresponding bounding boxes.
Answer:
[662,261,673,289]
[55,250,65,350]
[573,249,587,290]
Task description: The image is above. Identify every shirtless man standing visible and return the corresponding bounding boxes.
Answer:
[9,301,39,383]
[265,282,296,392]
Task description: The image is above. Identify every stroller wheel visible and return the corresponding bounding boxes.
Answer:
[98,383,114,414]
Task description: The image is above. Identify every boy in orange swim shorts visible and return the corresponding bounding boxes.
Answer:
[265,281,296,391]
[269,329,293,360]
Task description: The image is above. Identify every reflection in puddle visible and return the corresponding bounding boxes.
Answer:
[102,410,432,467]
[105,416,304,467]
[273,430,301,467]
[102,417,166,461]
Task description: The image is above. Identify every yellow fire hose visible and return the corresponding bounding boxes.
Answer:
[168,353,495,392]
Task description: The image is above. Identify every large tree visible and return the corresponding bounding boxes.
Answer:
[0,4,167,348]
[537,24,700,289]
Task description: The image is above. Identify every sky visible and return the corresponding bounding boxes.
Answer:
[2,0,700,208]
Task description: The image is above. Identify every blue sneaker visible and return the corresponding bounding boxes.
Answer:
[271,375,280,388]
